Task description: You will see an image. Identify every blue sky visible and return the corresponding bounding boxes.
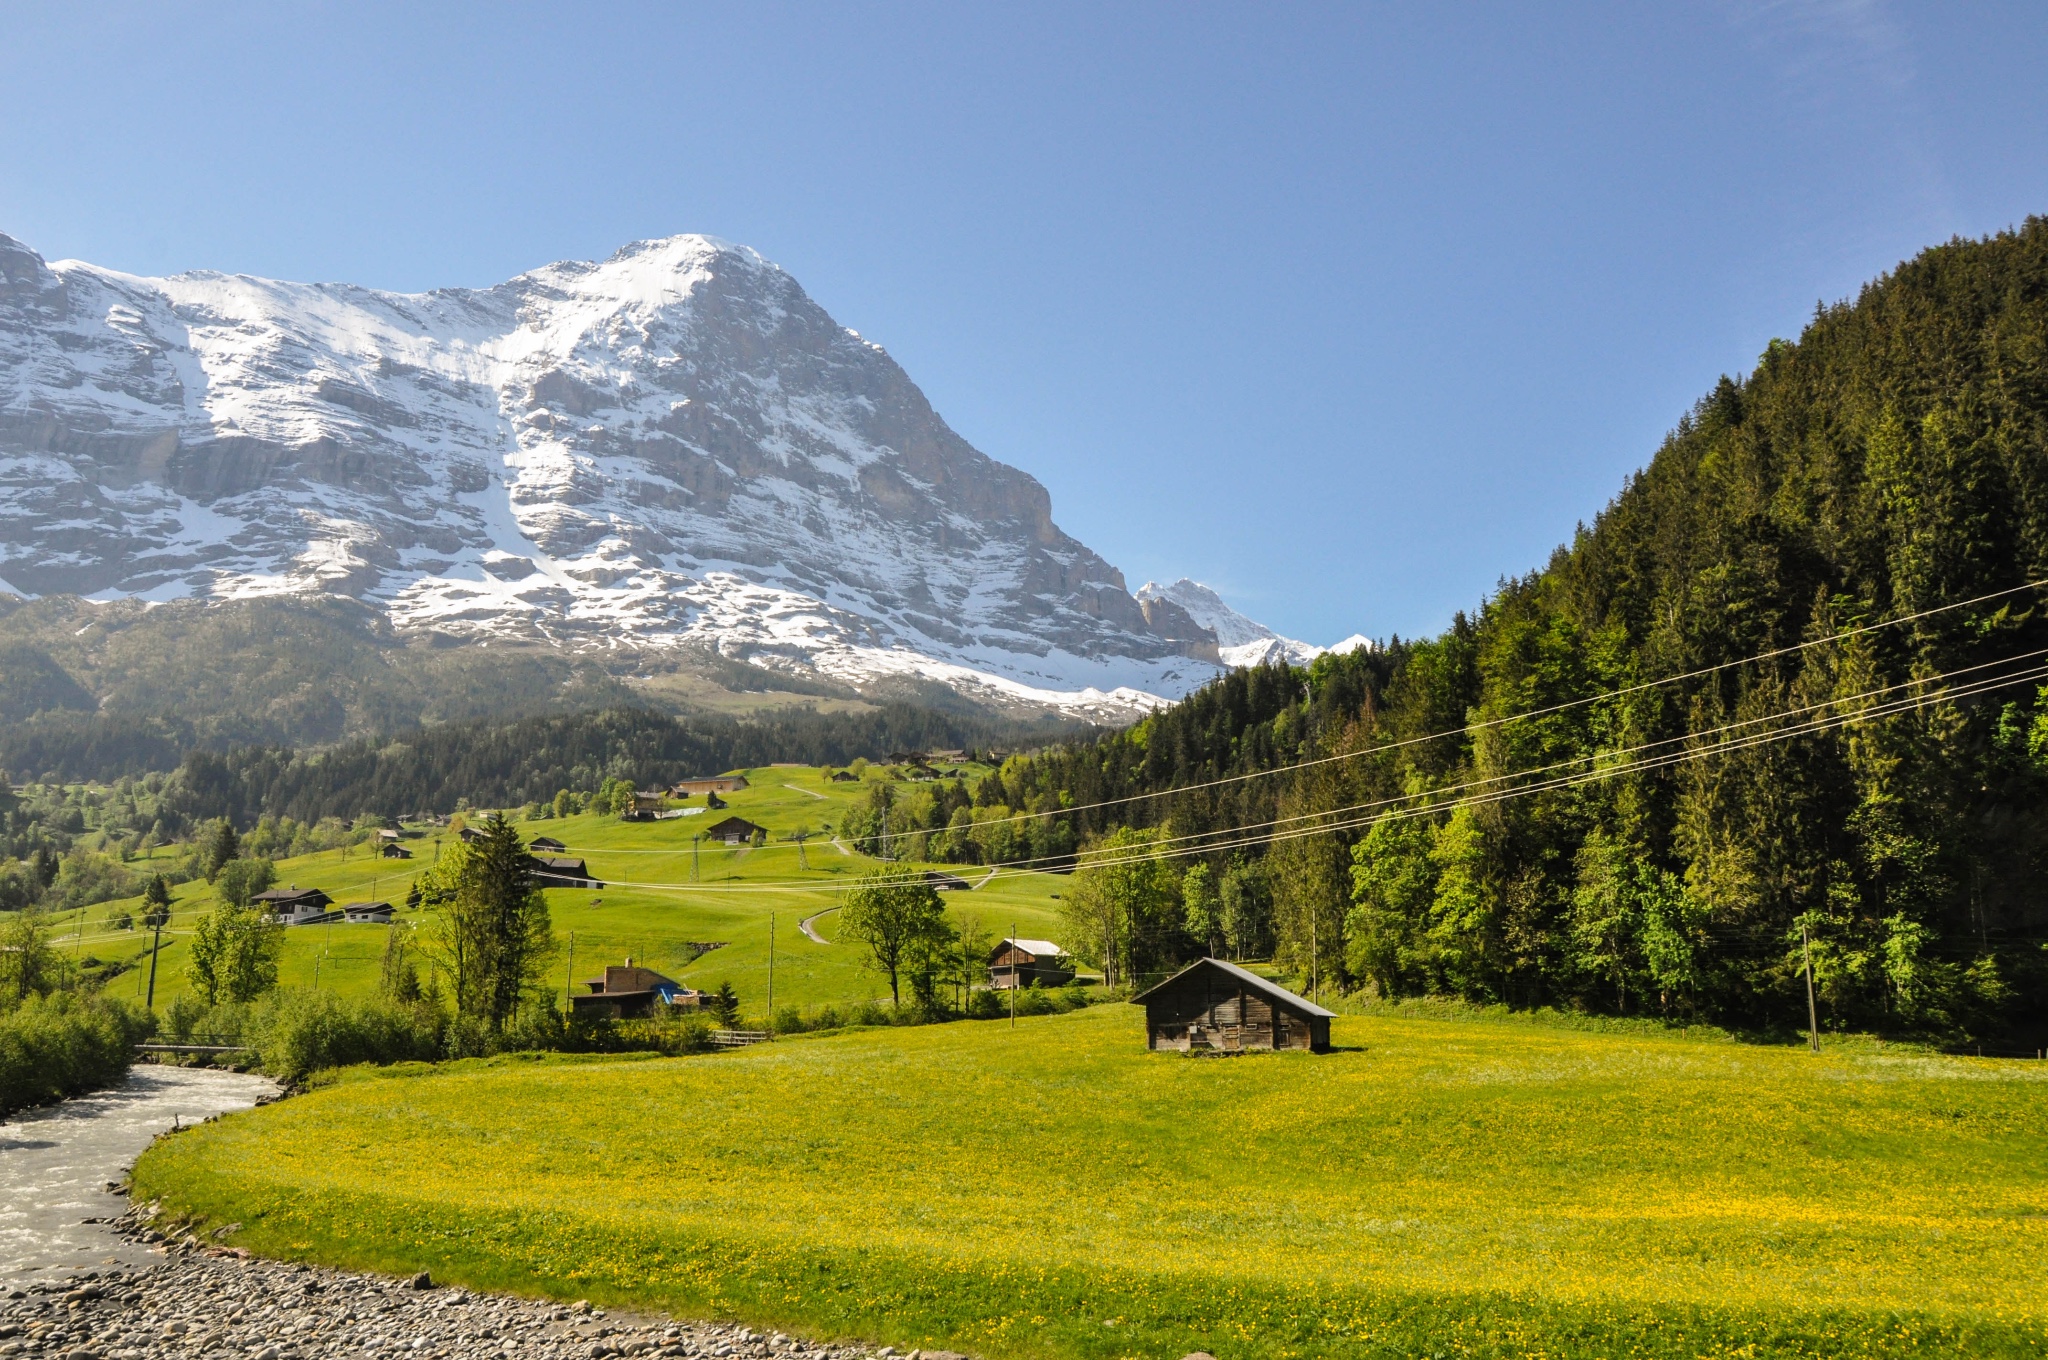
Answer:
[4,3,2045,644]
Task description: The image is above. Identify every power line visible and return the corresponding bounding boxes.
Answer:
[580,644,2048,894]
[821,575,2048,854]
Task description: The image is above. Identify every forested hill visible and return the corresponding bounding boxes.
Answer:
[1006,219,2048,1043]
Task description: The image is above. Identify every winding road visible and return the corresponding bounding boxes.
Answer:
[797,906,839,944]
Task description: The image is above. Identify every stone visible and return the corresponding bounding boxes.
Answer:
[407,1277,432,1293]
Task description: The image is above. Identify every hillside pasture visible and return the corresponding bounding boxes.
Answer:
[71,766,1067,1015]
[133,1004,2048,1360]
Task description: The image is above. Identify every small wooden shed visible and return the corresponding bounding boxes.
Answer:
[528,835,567,853]
[1132,958,1333,1054]
[380,842,413,859]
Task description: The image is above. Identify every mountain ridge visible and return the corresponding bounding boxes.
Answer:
[0,231,1346,718]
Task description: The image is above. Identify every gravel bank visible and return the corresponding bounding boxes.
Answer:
[0,1205,965,1360]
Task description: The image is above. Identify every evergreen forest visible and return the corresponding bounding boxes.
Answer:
[992,220,2048,1046]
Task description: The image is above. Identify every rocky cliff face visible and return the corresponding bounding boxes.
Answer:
[0,232,1230,713]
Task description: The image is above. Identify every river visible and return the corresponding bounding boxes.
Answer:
[0,1064,275,1282]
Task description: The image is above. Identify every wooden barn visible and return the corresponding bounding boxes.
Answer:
[528,835,567,853]
[1132,958,1333,1053]
[705,816,766,846]
[527,854,604,888]
[988,938,1075,989]
[672,775,750,796]
[380,842,413,859]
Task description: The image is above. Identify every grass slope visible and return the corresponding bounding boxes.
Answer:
[76,767,1066,1015]
[135,1006,2048,1359]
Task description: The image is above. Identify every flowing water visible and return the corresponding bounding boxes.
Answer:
[0,1065,275,1282]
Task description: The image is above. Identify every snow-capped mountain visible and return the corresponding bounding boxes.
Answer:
[1135,578,1364,667]
[0,231,1335,718]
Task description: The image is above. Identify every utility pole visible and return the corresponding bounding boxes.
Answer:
[564,931,575,1012]
[691,835,701,883]
[1010,920,1018,1028]
[768,914,776,1017]
[1310,904,1318,1002]
[146,920,163,1008]
[1802,921,1820,1053]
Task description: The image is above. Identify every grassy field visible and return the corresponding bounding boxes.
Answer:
[66,765,1069,1016]
[133,1004,2048,1359]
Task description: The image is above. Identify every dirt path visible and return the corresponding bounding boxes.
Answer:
[830,837,852,855]
[797,906,839,944]
[783,784,828,800]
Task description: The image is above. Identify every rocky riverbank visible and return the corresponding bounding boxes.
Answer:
[0,1205,963,1360]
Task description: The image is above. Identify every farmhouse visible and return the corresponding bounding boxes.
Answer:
[376,828,403,842]
[341,901,395,924]
[923,870,973,891]
[672,775,750,796]
[571,961,701,1019]
[458,825,487,844]
[528,854,604,888]
[705,816,766,846]
[988,937,1074,989]
[252,886,334,925]
[829,770,858,782]
[380,842,413,859]
[528,835,566,853]
[1132,957,1333,1054]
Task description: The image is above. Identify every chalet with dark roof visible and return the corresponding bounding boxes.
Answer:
[527,854,603,888]
[704,816,766,846]
[252,886,334,925]
[571,961,701,1019]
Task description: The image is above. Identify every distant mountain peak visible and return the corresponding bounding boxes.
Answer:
[1134,578,1352,667]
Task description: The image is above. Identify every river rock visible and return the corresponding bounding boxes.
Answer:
[0,1226,974,1360]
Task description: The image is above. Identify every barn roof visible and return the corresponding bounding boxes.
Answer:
[705,816,765,837]
[996,937,1067,959]
[1130,957,1337,1019]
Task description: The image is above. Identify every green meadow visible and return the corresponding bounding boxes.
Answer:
[134,1004,2048,1360]
[66,765,1069,1015]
